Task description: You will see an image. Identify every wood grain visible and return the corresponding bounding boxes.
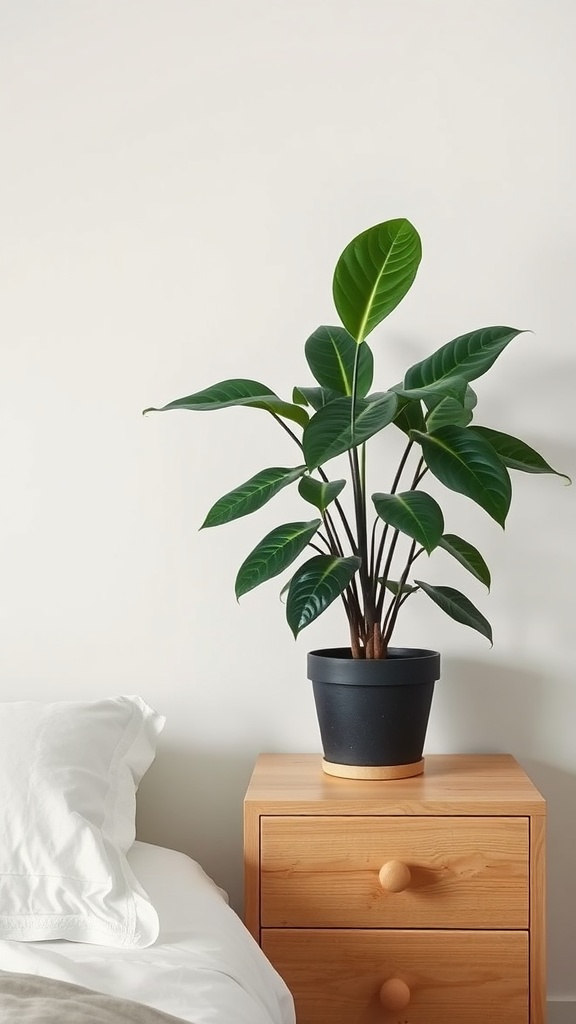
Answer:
[260,814,529,928]
[245,753,546,816]
[262,928,529,1024]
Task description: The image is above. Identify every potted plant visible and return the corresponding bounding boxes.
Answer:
[144,218,568,779]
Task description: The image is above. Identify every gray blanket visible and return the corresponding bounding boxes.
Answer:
[0,970,190,1023]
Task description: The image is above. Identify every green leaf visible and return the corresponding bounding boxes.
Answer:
[395,375,468,405]
[332,219,422,343]
[393,395,426,435]
[410,425,512,526]
[425,383,477,430]
[463,385,478,412]
[292,386,341,411]
[404,327,524,390]
[470,426,571,482]
[439,534,491,589]
[144,379,275,413]
[303,392,398,469]
[201,466,307,528]
[253,397,309,427]
[372,491,444,553]
[305,326,374,396]
[298,475,346,512]
[414,580,493,644]
[286,555,361,637]
[426,396,473,431]
[292,387,309,406]
[382,580,419,597]
[235,520,322,599]
[144,378,309,428]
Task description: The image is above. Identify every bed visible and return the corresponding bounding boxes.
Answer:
[0,697,295,1024]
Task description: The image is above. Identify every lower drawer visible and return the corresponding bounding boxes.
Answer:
[262,928,529,1024]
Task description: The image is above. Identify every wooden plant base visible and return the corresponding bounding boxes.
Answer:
[321,757,425,781]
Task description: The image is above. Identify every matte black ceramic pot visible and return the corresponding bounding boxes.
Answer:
[307,647,440,779]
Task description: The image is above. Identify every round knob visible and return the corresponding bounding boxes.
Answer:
[378,859,412,893]
[379,978,411,1011]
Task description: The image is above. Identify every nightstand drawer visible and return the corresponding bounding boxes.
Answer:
[262,928,529,1024]
[261,815,528,928]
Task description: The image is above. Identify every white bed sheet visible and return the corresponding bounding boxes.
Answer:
[0,842,295,1024]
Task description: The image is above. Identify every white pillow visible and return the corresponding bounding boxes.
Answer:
[0,695,165,948]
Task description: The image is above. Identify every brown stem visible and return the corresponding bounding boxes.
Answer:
[372,621,384,659]
[349,627,362,658]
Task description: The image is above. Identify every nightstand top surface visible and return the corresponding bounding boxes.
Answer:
[244,753,545,816]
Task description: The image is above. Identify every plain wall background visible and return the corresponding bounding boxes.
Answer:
[1,0,575,1007]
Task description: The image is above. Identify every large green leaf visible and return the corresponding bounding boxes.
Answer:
[201,466,307,528]
[305,326,374,396]
[372,491,444,553]
[332,219,422,343]
[292,386,341,411]
[404,327,524,389]
[286,555,361,637]
[303,392,398,469]
[411,425,512,526]
[298,475,346,512]
[144,378,309,428]
[438,534,491,589]
[235,519,321,598]
[470,426,571,482]
[414,580,493,644]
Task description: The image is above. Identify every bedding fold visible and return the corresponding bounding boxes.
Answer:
[0,970,191,1023]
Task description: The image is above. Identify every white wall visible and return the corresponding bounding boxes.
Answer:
[1,0,575,1004]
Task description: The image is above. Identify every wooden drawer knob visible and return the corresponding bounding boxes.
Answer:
[379,978,411,1011]
[378,859,412,893]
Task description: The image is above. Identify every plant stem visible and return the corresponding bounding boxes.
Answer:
[411,455,427,488]
[269,411,304,450]
[322,513,342,556]
[317,466,358,554]
[372,439,414,586]
[375,527,401,620]
[374,449,427,621]
[383,544,424,645]
[349,345,376,647]
[373,436,412,598]
[308,541,326,555]
[313,532,332,552]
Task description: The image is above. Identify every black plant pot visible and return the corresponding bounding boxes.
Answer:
[308,647,441,780]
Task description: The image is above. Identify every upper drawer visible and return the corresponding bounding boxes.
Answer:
[260,815,529,928]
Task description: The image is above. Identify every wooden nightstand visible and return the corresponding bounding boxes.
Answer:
[244,753,546,1024]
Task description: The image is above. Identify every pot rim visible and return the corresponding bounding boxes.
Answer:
[307,646,441,686]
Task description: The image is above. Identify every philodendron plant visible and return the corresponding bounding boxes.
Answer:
[145,218,568,659]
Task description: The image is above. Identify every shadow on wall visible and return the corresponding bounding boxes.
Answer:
[429,656,547,752]
[430,656,576,997]
[520,759,576,998]
[135,744,265,914]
